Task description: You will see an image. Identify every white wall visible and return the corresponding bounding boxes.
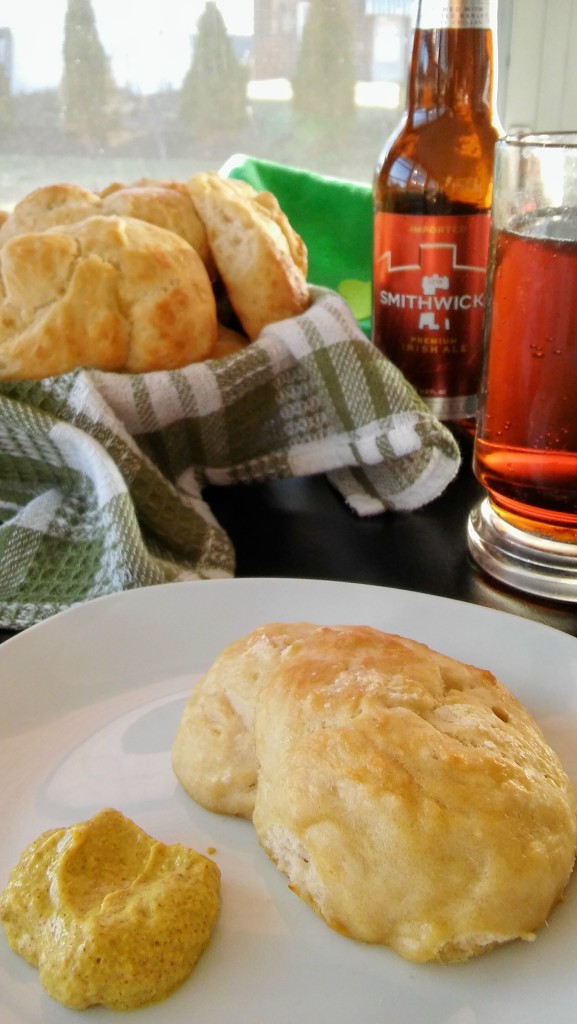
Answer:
[502,0,577,131]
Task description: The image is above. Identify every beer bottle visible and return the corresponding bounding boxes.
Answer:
[373,0,501,430]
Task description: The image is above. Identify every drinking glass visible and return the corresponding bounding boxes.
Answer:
[467,133,577,602]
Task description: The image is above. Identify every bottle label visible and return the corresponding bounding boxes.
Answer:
[418,1,496,29]
[373,212,491,420]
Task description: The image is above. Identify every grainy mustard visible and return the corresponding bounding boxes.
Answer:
[0,807,220,1010]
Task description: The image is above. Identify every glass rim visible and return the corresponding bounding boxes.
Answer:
[500,131,577,149]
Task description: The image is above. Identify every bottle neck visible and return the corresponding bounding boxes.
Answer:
[407,1,499,123]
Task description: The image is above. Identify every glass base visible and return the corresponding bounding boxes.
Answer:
[467,497,577,603]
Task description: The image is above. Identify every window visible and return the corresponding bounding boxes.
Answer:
[1,0,576,210]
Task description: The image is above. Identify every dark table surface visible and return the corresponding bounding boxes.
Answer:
[1,434,577,645]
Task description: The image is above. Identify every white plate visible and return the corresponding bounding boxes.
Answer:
[1,578,577,1024]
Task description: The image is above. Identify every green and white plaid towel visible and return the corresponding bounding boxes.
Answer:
[0,286,461,631]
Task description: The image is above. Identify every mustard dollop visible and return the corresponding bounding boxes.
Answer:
[0,807,220,1010]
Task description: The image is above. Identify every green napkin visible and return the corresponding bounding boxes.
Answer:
[221,154,373,336]
[0,163,462,631]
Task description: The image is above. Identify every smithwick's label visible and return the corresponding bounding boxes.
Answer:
[417,1,496,30]
[373,212,491,420]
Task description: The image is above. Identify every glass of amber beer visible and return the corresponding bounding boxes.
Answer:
[468,133,577,601]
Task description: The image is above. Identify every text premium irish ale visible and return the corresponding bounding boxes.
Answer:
[373,0,501,427]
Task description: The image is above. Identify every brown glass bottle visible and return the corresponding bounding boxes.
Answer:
[373,0,501,431]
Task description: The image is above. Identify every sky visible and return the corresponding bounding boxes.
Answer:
[3,1,255,94]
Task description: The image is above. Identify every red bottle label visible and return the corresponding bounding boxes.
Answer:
[373,212,491,420]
